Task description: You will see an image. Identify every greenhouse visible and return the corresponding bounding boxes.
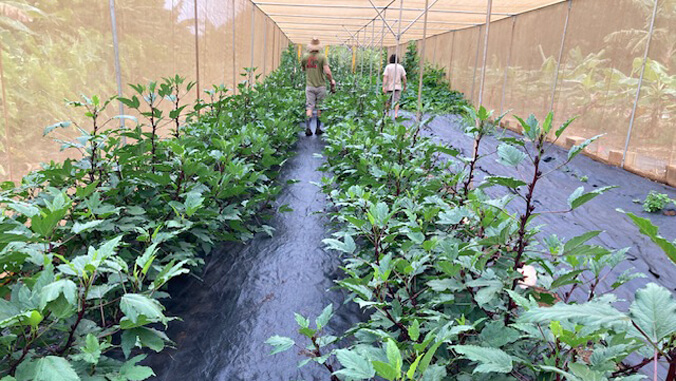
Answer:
[0,0,675,380]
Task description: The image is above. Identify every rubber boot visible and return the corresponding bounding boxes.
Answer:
[305,118,312,136]
[315,117,324,135]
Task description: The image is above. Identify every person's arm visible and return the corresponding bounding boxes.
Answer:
[402,75,407,92]
[323,64,335,85]
[383,74,389,93]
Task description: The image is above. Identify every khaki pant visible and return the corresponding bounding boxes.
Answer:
[387,90,401,103]
[306,86,327,110]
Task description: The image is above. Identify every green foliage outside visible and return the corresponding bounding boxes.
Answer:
[0,45,304,380]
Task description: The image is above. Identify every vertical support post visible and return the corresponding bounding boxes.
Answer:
[108,0,125,137]
[249,4,256,87]
[499,16,517,116]
[352,42,357,73]
[548,0,572,113]
[194,0,201,102]
[271,27,276,71]
[232,0,237,94]
[370,20,375,83]
[448,31,455,88]
[391,0,404,107]
[379,9,386,87]
[622,0,658,168]
[0,28,12,178]
[477,0,493,107]
[262,18,268,77]
[469,25,482,105]
[416,0,430,120]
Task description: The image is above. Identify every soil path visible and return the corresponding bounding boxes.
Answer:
[146,128,358,380]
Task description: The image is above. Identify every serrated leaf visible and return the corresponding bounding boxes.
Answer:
[452,345,513,373]
[629,283,676,343]
[316,304,333,330]
[568,134,603,161]
[484,176,527,189]
[265,335,295,355]
[497,144,527,167]
[622,211,676,264]
[334,349,375,379]
[567,186,616,209]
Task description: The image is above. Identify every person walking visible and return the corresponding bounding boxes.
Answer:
[301,37,335,136]
[382,54,407,118]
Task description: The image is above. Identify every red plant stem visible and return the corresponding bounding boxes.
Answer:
[462,126,483,202]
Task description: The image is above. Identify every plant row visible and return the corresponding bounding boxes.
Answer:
[269,72,676,380]
[0,47,305,380]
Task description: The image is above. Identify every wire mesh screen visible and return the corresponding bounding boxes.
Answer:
[412,0,676,186]
[0,0,288,183]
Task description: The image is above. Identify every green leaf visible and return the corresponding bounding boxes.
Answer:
[184,191,204,217]
[15,356,80,381]
[520,302,627,327]
[555,116,577,138]
[484,176,527,189]
[373,361,398,381]
[333,349,375,379]
[119,355,155,381]
[316,304,333,330]
[408,319,420,341]
[451,345,513,374]
[43,121,72,136]
[621,211,676,264]
[386,339,402,374]
[71,220,104,234]
[418,341,443,374]
[568,134,603,161]
[629,283,676,343]
[497,144,527,167]
[39,279,78,310]
[563,231,602,253]
[265,335,295,355]
[567,186,616,210]
[119,293,166,325]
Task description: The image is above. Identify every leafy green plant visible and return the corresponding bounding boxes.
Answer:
[642,191,674,213]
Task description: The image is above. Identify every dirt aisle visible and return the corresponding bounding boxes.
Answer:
[146,129,358,380]
[424,114,676,298]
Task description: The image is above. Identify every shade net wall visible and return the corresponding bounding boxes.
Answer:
[0,0,289,183]
[417,0,676,186]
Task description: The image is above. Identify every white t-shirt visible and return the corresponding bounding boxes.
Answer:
[383,63,406,91]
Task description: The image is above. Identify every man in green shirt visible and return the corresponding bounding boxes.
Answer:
[301,38,336,136]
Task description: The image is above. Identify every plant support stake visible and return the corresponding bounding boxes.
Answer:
[622,0,659,168]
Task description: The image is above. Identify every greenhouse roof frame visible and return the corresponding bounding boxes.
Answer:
[253,0,567,46]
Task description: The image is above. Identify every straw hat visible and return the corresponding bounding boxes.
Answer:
[308,37,322,52]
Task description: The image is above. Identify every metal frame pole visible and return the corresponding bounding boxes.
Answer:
[622,0,658,168]
[249,4,256,87]
[416,0,430,119]
[194,0,201,102]
[448,31,455,87]
[108,0,125,133]
[499,16,517,116]
[391,0,404,109]
[549,0,572,112]
[232,0,237,93]
[379,9,386,88]
[263,18,268,76]
[370,20,375,83]
[477,0,493,107]
[469,25,482,104]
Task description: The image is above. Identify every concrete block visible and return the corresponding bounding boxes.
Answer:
[607,150,636,167]
[667,165,676,188]
[565,136,585,149]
